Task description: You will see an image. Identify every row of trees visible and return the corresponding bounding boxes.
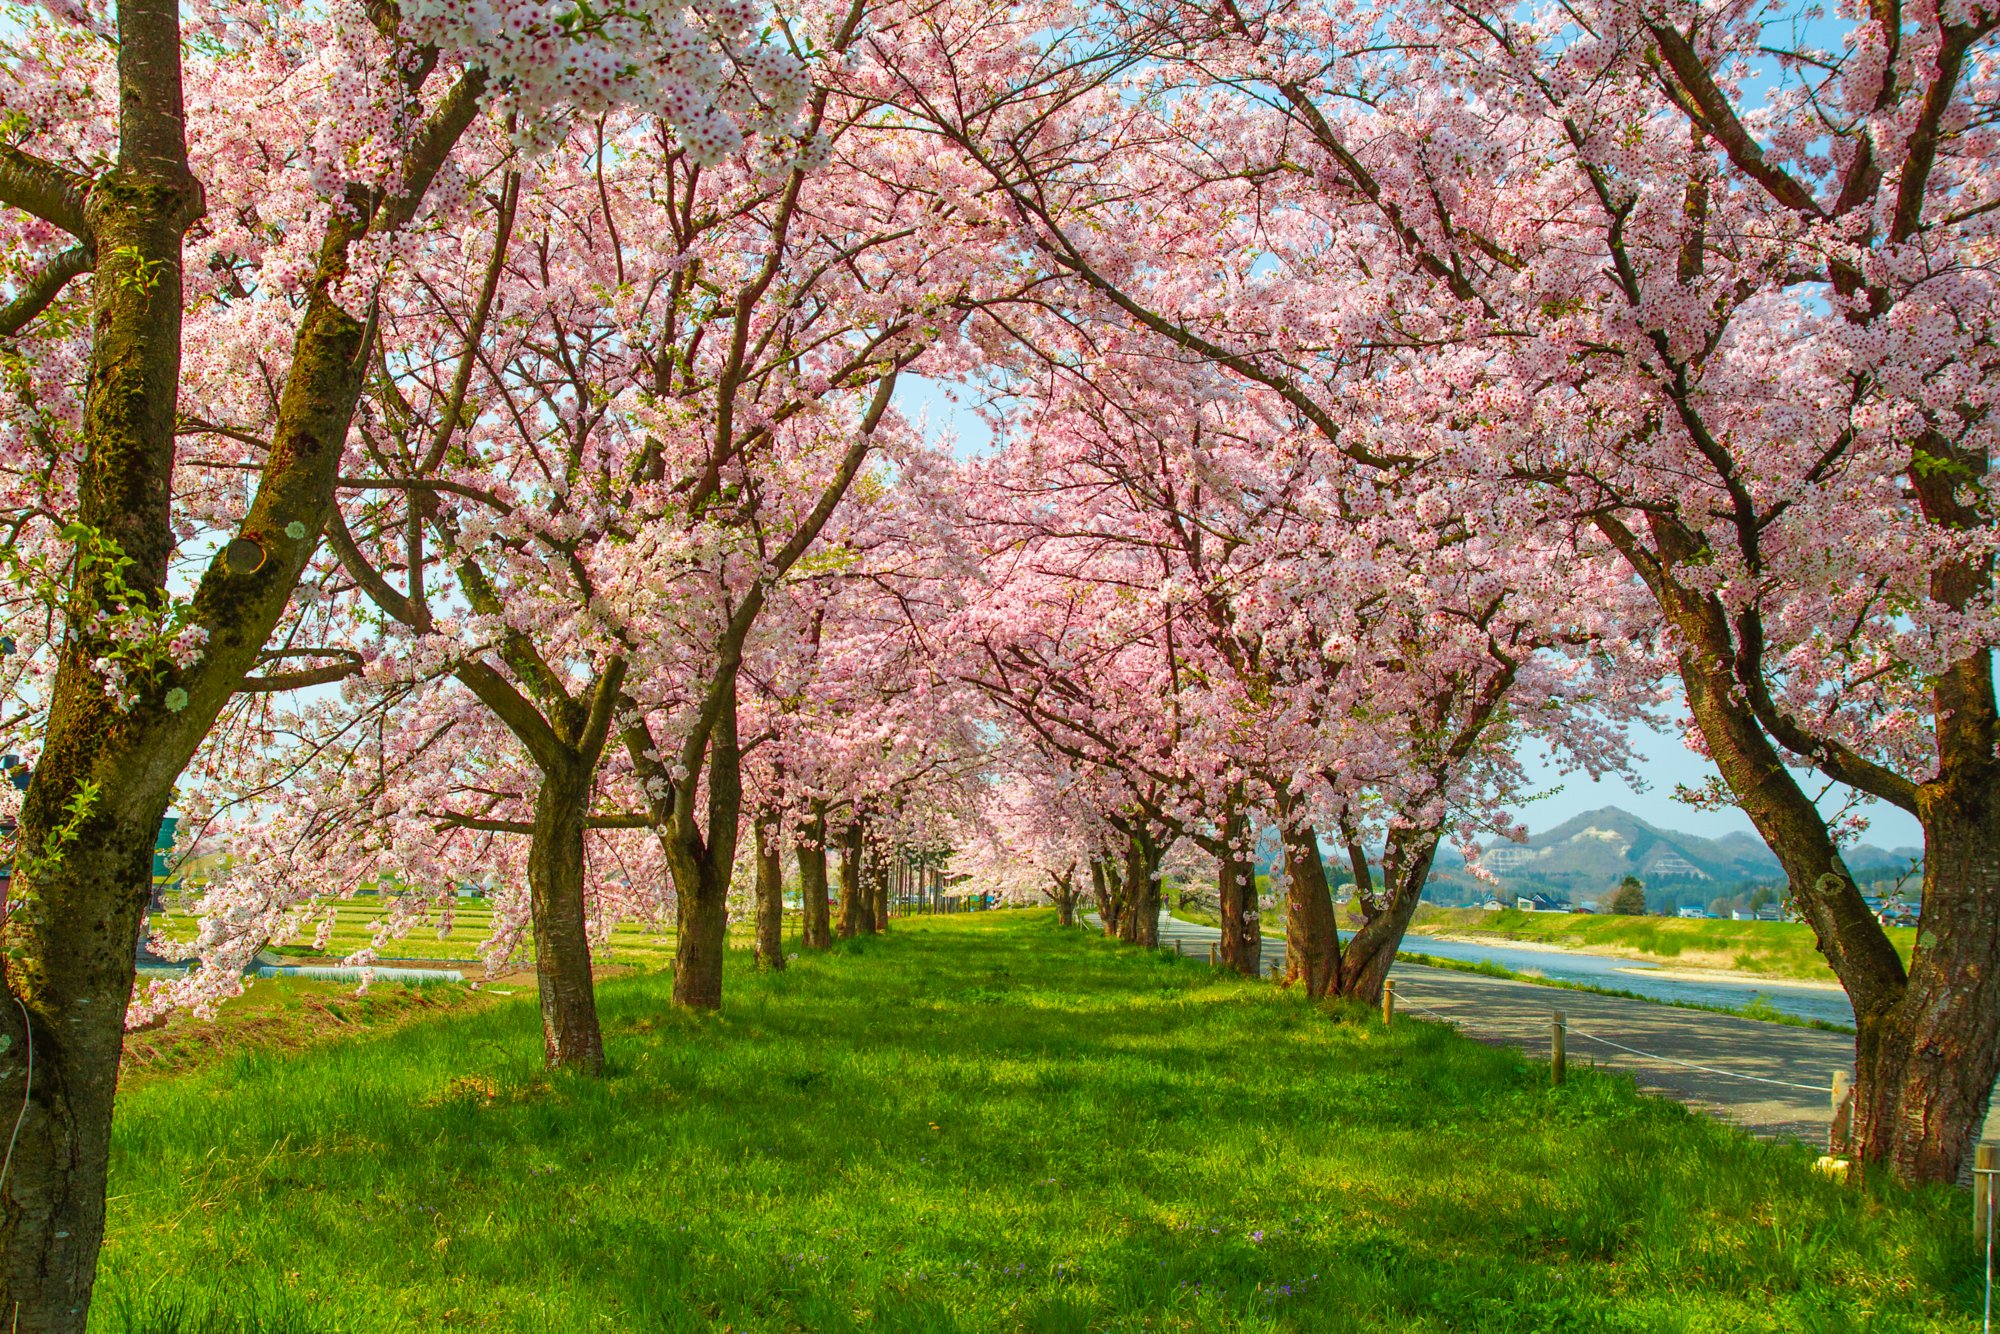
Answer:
[4,0,1997,1326]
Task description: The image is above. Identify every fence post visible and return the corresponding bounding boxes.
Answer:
[1209,943,1218,966]
[1381,980,1395,1026]
[1976,1140,1996,1249]
[1829,1070,1852,1152]
[1550,1011,1566,1086]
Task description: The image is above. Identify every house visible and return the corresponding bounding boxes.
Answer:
[1756,906,1786,922]
[1516,893,1569,913]
[1730,909,1757,921]
[1479,898,1508,911]
[1677,906,1710,919]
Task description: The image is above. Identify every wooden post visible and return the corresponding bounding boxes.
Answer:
[1174,938,1184,958]
[1381,979,1395,1026]
[1209,943,1218,966]
[1829,1069,1851,1152]
[1550,1011,1566,1086]
[1975,1141,1996,1249]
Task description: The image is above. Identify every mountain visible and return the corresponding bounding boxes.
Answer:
[1246,804,1916,898]
[1436,806,1916,896]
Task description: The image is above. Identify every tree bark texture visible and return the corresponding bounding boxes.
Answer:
[836,819,873,937]
[1279,822,1339,999]
[1114,832,1160,948]
[527,763,604,1072]
[796,804,832,950]
[753,811,785,971]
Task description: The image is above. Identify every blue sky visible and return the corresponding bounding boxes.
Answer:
[1510,724,1924,850]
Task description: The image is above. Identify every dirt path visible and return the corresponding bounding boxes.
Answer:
[1146,914,2000,1157]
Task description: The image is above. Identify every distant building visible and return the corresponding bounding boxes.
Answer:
[1677,906,1710,919]
[1517,893,1569,913]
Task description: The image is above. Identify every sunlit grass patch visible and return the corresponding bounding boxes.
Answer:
[95,912,1978,1333]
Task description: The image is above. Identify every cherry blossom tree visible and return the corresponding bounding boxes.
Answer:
[888,0,2000,1182]
[0,0,843,1316]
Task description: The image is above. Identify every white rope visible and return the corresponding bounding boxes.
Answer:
[1563,1024,1835,1093]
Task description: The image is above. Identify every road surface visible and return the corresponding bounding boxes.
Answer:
[1142,914,2000,1160]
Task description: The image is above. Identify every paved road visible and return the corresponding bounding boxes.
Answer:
[1144,914,2000,1156]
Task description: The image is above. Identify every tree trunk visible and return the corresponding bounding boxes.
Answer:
[753,811,785,971]
[0,12,202,1326]
[0,799,161,1334]
[1665,604,2000,1182]
[1849,781,2000,1180]
[669,851,730,1009]
[0,34,486,1327]
[527,763,605,1072]
[1115,832,1160,947]
[1051,871,1078,926]
[1216,797,1261,976]
[667,682,742,1011]
[1279,821,1339,998]
[796,804,832,950]
[1090,857,1119,936]
[1336,831,1439,1006]
[1217,848,1262,977]
[836,820,872,937]
[869,845,889,933]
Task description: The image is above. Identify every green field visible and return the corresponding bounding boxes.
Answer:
[148,896,684,971]
[1407,906,1917,983]
[96,913,1978,1333]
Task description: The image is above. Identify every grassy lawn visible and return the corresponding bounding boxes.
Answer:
[1408,906,1917,983]
[96,913,1978,1333]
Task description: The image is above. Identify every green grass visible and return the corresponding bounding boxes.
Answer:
[94,913,1979,1333]
[120,978,501,1087]
[1393,952,1856,1033]
[1409,907,1917,983]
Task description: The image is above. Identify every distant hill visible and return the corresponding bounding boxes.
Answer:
[1244,804,1918,899]
[1430,806,1918,897]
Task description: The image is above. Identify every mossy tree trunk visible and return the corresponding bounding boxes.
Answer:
[0,14,485,1327]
